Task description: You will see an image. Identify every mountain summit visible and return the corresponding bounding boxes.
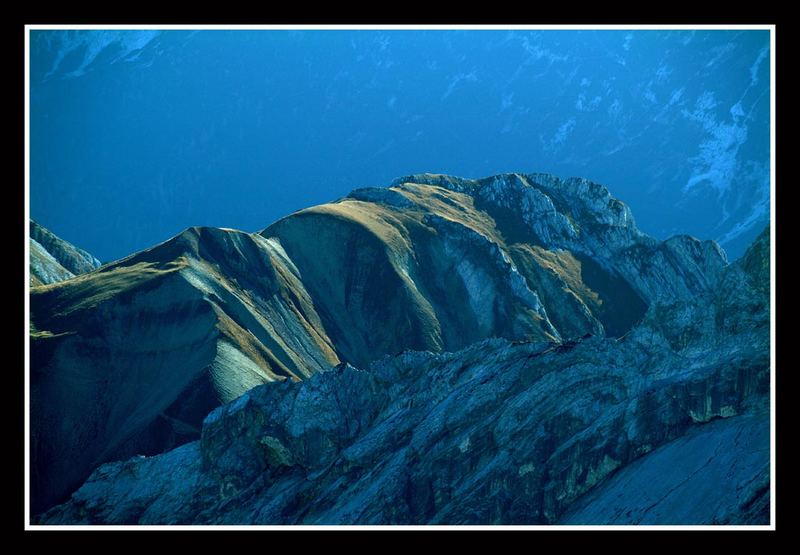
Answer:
[29,173,770,523]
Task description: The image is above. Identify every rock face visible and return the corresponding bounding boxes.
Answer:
[30,220,102,286]
[558,411,770,525]
[37,224,769,523]
[30,173,770,523]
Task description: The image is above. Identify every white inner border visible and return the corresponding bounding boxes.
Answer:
[24,23,777,532]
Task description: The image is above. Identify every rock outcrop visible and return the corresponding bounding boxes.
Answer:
[30,220,101,286]
[30,173,770,522]
[558,410,770,525]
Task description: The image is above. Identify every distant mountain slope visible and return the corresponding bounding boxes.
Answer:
[30,220,101,286]
[29,172,753,514]
[30,239,73,286]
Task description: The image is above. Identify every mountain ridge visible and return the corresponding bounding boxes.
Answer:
[38,221,769,523]
[29,172,769,521]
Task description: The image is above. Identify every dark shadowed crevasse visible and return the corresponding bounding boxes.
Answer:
[572,253,647,337]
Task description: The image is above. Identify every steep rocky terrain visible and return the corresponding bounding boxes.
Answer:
[30,173,770,522]
[30,227,340,513]
[558,411,769,525]
[30,220,102,286]
[37,222,769,523]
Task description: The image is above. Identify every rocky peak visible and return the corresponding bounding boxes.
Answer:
[392,173,727,307]
[393,171,642,238]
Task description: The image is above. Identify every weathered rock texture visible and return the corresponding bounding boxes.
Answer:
[558,410,769,525]
[30,174,770,523]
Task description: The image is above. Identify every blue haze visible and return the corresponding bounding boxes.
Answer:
[30,29,770,262]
